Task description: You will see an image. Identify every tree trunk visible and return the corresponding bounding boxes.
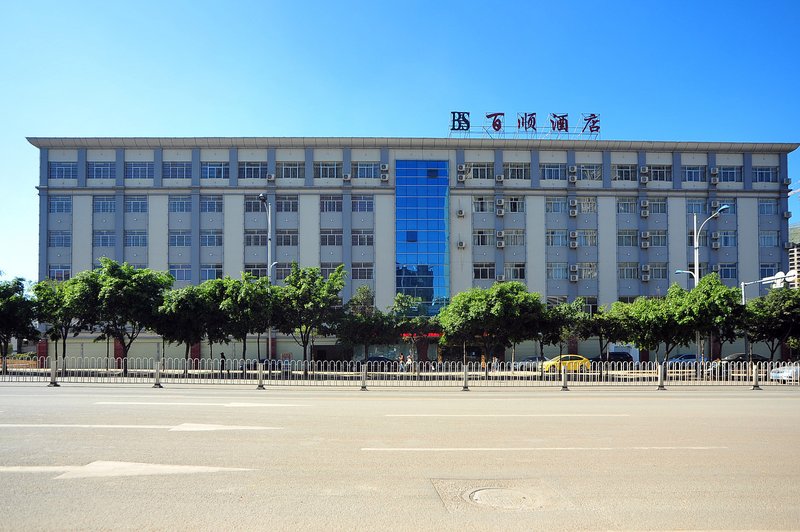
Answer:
[363,344,369,363]
[61,336,67,378]
[184,343,191,377]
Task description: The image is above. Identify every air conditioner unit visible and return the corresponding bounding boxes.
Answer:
[495,174,505,183]
[710,167,719,176]
[640,200,650,208]
[568,165,578,173]
[496,230,505,238]
[711,200,720,209]
[266,173,275,181]
[640,166,649,174]
[457,164,466,172]
[640,241,650,249]
[711,232,720,240]
[342,173,351,181]
[711,242,721,250]
[569,264,579,272]
[569,274,579,282]
[456,209,465,217]
[641,274,651,282]
[569,241,578,249]
[569,199,578,207]
[568,175,578,183]
[380,163,389,171]
[569,209,578,217]
[641,264,651,272]
[640,209,650,217]
[640,176,649,184]
[496,208,505,216]
[457,173,466,182]
[380,173,389,182]
[569,231,578,239]
[496,241,506,249]
[457,240,466,249]
[710,176,719,185]
[712,264,721,272]
[783,178,792,185]
[784,211,792,219]
[496,274,506,282]
[495,198,505,206]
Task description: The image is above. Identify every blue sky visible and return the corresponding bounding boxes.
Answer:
[1,0,798,281]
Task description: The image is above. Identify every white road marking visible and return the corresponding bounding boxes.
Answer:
[0,423,281,432]
[0,461,253,479]
[386,414,630,417]
[94,401,307,407]
[362,446,728,452]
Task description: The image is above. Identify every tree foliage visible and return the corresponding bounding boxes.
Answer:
[618,284,694,361]
[745,287,800,360]
[155,284,210,364]
[335,285,397,361]
[0,278,39,374]
[682,273,743,353]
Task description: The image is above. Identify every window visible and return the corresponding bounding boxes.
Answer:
[578,262,598,280]
[124,195,147,213]
[758,199,778,215]
[650,263,668,280]
[320,195,343,212]
[200,230,223,247]
[716,199,736,214]
[472,230,495,247]
[618,296,636,304]
[201,264,223,281]
[617,230,638,247]
[688,263,709,278]
[276,195,299,212]
[320,229,343,246]
[546,230,568,247]
[541,163,566,180]
[467,163,493,179]
[169,230,191,247]
[275,263,292,281]
[168,196,191,213]
[272,229,296,246]
[472,196,494,213]
[612,164,636,181]
[163,161,191,179]
[687,199,707,215]
[245,230,268,247]
[547,295,568,307]
[48,196,72,213]
[313,162,342,179]
[239,161,269,179]
[687,231,709,247]
[577,197,597,213]
[682,166,706,182]
[650,165,672,182]
[244,263,269,278]
[352,229,374,246]
[616,197,637,214]
[352,162,380,179]
[277,162,304,179]
[579,164,602,181]
[48,231,71,247]
[718,263,738,280]
[650,230,667,247]
[169,264,191,281]
[583,297,598,315]
[546,262,568,280]
[245,195,267,213]
[92,196,116,213]
[578,230,597,247]
[649,198,667,214]
[759,231,779,247]
[352,262,374,280]
[503,162,530,180]
[352,195,374,212]
[87,162,115,179]
[719,230,737,247]
[546,197,567,213]
[718,166,742,182]
[124,230,147,247]
[506,229,525,246]
[201,162,229,179]
[504,263,526,280]
[507,196,525,213]
[93,230,115,247]
[618,262,639,280]
[760,263,778,279]
[49,162,77,179]
[200,195,223,213]
[320,262,343,278]
[125,162,154,179]
[753,167,778,183]
[473,262,495,280]
[48,264,71,281]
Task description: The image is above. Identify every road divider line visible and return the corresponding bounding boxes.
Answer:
[362,446,727,452]
[386,414,630,417]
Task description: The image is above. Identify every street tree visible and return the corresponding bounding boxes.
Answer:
[336,285,397,362]
[744,287,800,360]
[199,278,230,358]
[156,284,209,370]
[575,305,629,362]
[489,282,545,365]
[219,274,274,372]
[391,293,441,362]
[0,278,39,375]
[682,273,743,359]
[622,285,694,362]
[540,299,586,356]
[437,287,491,363]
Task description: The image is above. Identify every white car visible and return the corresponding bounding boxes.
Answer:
[769,365,800,383]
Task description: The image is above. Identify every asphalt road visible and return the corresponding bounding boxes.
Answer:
[1,384,798,531]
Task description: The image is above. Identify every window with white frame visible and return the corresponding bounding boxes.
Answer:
[320,195,343,212]
[125,162,154,179]
[759,231,779,247]
[239,161,269,179]
[313,162,342,179]
[275,263,292,281]
[612,164,636,181]
[507,196,525,213]
[503,162,530,180]
[718,166,742,182]
[244,263,269,278]
[276,195,299,212]
[719,230,737,247]
[540,163,566,180]
[320,262,343,278]
[617,230,638,247]
[649,198,667,214]
[578,262,598,280]
[352,195,374,212]
[718,263,737,280]
[579,164,602,181]
[244,195,266,212]
[583,296,598,315]
[760,263,778,279]
[688,263,709,277]
[577,197,597,213]
[506,229,524,246]
[200,230,223,247]
[352,162,380,178]
[48,264,71,281]
[687,199,707,215]
[169,230,191,247]
[547,295,568,307]
[649,165,672,182]
[472,196,494,213]
[245,230,269,247]
[752,167,778,183]
[124,195,147,213]
[93,230,115,247]
[93,196,115,213]
[124,230,147,247]
[650,230,667,247]
[200,195,223,213]
[546,230,568,247]
[49,162,77,179]
[467,163,493,179]
[168,195,191,212]
[48,196,72,213]
[276,162,304,179]
[758,199,779,215]
[352,262,374,280]
[504,263,526,280]
[650,263,668,279]
[473,262,495,280]
[545,197,567,213]
[682,165,706,182]
[276,229,298,246]
[716,199,736,214]
[546,262,568,280]
[88,162,115,179]
[320,229,343,246]
[616,197,637,214]
[578,230,597,247]
[618,262,640,280]
[200,162,229,179]
[687,231,709,247]
[163,162,192,179]
[170,264,191,281]
[472,230,495,247]
[352,229,374,246]
[201,264,223,281]
[48,230,71,247]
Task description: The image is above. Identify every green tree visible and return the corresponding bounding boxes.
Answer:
[489,282,545,364]
[682,273,743,359]
[273,263,346,365]
[199,278,230,358]
[437,287,491,362]
[391,293,441,362]
[540,299,586,356]
[575,305,629,362]
[0,278,39,375]
[622,285,694,362]
[336,286,397,362]
[745,287,800,360]
[219,274,274,372]
[156,284,210,371]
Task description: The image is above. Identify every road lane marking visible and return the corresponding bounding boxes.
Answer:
[94,401,307,407]
[0,461,253,479]
[386,414,630,417]
[362,446,727,452]
[0,423,281,432]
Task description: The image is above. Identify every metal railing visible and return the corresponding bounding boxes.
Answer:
[1,357,798,389]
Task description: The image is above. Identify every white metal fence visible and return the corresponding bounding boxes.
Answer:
[1,357,799,389]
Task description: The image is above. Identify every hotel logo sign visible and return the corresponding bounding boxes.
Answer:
[450,111,600,138]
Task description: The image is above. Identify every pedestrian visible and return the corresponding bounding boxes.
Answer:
[220,352,227,377]
[406,354,413,372]
[398,353,405,372]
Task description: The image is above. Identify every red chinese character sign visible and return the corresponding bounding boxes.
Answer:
[449,111,600,138]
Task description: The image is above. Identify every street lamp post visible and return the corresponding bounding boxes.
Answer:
[258,193,278,363]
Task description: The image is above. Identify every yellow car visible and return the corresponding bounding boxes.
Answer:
[542,354,590,373]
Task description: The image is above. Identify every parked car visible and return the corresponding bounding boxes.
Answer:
[769,365,800,383]
[513,356,547,371]
[542,354,590,373]
[258,358,293,371]
[705,352,769,378]
[590,352,634,363]
[666,353,699,365]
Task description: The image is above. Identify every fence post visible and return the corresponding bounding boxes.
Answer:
[751,362,761,391]
[360,364,368,391]
[256,362,265,390]
[561,365,569,391]
[657,362,666,390]
[462,363,470,392]
[48,353,59,387]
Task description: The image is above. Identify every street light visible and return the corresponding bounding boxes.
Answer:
[257,194,276,363]
[674,269,696,290]
[693,204,730,289]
